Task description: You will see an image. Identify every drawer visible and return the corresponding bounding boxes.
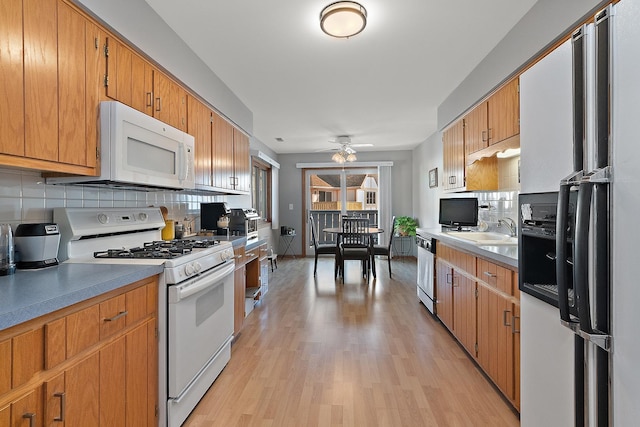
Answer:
[11,328,44,389]
[478,258,514,295]
[244,247,259,263]
[0,339,9,394]
[100,294,127,339]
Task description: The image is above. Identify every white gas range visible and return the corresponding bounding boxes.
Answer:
[54,207,236,427]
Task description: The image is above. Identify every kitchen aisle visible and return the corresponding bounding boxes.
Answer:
[183,257,519,426]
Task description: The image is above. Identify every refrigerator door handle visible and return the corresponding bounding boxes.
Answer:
[556,181,575,324]
[574,180,594,334]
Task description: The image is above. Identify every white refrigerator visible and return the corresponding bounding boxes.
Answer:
[519,0,640,425]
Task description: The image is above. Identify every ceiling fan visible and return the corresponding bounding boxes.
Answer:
[317,135,373,152]
[319,135,373,163]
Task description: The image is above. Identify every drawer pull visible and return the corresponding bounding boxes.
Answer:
[22,413,35,427]
[104,310,128,322]
[54,392,66,421]
[503,309,512,326]
[484,271,497,278]
[512,315,520,334]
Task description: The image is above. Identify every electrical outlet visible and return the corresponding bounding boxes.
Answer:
[289,204,293,210]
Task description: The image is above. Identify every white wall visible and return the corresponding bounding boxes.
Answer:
[412,132,443,228]
[73,0,253,134]
[438,0,608,129]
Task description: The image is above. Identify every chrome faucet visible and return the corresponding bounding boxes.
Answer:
[498,217,517,237]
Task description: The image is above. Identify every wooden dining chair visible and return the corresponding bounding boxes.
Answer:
[372,215,396,277]
[309,215,338,277]
[339,217,371,281]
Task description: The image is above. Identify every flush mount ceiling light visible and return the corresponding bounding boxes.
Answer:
[320,1,367,38]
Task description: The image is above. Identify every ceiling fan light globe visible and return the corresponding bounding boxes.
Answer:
[346,153,357,162]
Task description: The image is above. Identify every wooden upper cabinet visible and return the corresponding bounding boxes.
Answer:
[487,78,520,145]
[233,128,251,192]
[105,37,133,106]
[153,70,187,131]
[213,112,235,190]
[464,102,488,155]
[58,1,89,167]
[0,0,25,157]
[188,96,213,187]
[442,120,465,191]
[24,0,58,162]
[131,53,154,116]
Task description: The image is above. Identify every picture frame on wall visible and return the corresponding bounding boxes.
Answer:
[429,168,438,188]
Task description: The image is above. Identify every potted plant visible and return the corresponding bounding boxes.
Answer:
[395,216,417,237]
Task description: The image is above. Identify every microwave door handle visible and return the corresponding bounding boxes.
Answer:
[574,181,594,334]
[556,183,573,323]
[179,144,189,181]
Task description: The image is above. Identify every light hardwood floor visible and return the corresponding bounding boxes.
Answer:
[183,256,520,427]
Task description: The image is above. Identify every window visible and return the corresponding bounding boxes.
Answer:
[366,191,376,205]
[319,191,332,202]
[252,159,271,222]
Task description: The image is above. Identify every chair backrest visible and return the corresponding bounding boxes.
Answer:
[341,217,370,247]
[309,215,319,250]
[388,215,397,249]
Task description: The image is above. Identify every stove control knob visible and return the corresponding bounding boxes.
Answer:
[184,264,195,276]
[138,212,148,222]
[193,262,202,273]
[97,213,109,224]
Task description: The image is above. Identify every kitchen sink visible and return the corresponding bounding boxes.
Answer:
[444,231,518,246]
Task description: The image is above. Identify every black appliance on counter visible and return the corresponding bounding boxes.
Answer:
[200,202,231,235]
[518,191,576,314]
[229,208,260,242]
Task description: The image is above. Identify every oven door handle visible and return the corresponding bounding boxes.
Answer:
[170,262,235,302]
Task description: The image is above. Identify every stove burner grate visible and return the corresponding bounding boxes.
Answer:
[93,238,219,260]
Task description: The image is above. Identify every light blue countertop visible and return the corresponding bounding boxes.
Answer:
[0,263,164,332]
[417,227,518,269]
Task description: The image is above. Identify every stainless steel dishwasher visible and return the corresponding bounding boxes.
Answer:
[416,234,436,314]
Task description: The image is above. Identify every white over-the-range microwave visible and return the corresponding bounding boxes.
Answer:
[47,101,195,190]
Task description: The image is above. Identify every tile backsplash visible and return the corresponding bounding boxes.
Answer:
[0,168,250,230]
[474,190,519,234]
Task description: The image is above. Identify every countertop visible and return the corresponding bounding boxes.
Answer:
[417,227,518,269]
[0,263,164,331]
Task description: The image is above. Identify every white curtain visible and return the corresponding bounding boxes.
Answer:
[378,165,393,245]
[271,167,279,230]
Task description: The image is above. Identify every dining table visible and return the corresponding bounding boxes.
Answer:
[322,227,384,279]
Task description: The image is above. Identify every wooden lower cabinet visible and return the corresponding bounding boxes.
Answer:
[435,259,454,331]
[453,273,477,356]
[0,277,158,427]
[435,242,520,410]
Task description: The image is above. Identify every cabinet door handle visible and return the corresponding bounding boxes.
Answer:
[54,392,66,421]
[481,130,488,142]
[22,413,35,427]
[484,271,497,278]
[503,309,512,326]
[446,273,452,284]
[104,310,128,322]
[512,315,520,334]
[155,97,162,112]
[488,128,493,140]
[146,92,153,107]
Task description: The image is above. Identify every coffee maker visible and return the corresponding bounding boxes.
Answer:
[200,202,231,235]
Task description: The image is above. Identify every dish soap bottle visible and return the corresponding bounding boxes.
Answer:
[0,224,16,275]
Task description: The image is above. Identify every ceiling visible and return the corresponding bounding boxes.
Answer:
[144,0,537,155]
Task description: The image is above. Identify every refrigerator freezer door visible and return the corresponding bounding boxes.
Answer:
[520,39,576,426]
[612,0,640,424]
